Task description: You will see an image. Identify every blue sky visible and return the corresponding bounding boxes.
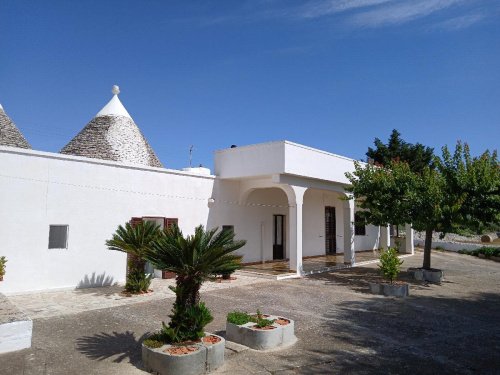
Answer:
[1,0,499,170]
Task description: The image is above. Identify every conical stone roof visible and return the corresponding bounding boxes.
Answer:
[60,86,162,167]
[0,104,32,149]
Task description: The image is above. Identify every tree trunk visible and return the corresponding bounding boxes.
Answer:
[423,227,433,270]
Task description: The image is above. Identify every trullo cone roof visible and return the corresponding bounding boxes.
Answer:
[0,104,32,149]
[60,86,162,168]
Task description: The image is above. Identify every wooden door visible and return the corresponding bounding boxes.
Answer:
[325,207,336,254]
[273,215,285,260]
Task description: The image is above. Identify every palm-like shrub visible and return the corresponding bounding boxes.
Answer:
[144,224,245,343]
[106,221,161,293]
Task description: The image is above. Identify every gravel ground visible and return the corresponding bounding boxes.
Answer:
[0,250,499,375]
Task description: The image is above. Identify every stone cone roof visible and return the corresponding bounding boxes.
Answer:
[60,86,162,168]
[0,105,32,149]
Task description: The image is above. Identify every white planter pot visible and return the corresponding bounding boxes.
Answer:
[226,314,296,350]
[142,333,224,375]
[412,268,443,283]
[368,282,409,297]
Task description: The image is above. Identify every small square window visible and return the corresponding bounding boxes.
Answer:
[49,225,68,249]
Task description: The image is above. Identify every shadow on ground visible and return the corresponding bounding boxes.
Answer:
[301,292,500,375]
[76,330,149,368]
[307,266,432,294]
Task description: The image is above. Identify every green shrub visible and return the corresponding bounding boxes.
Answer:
[227,311,253,325]
[143,338,163,348]
[125,272,152,293]
[160,302,213,343]
[0,256,7,277]
[255,318,274,328]
[477,247,500,258]
[378,248,403,284]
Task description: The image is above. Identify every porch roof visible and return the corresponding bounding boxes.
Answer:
[214,141,361,185]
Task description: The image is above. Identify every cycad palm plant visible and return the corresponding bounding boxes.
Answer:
[144,224,245,343]
[106,221,161,293]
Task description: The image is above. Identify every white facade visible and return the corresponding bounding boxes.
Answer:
[0,140,414,294]
[0,88,415,294]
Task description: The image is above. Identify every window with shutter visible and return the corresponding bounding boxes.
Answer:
[164,218,178,228]
[130,217,143,227]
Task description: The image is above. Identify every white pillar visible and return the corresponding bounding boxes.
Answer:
[405,224,414,254]
[343,199,355,265]
[380,225,390,250]
[287,186,306,275]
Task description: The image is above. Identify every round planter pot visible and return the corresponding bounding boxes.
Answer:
[368,282,409,297]
[142,333,224,375]
[412,268,443,283]
[226,315,296,350]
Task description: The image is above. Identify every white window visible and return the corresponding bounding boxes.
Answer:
[48,225,69,249]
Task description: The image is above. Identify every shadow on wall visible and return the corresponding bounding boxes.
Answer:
[77,272,116,288]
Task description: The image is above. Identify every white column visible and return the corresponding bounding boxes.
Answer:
[287,186,306,275]
[380,225,390,250]
[343,199,355,265]
[405,224,414,254]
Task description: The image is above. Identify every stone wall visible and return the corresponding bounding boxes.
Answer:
[61,115,162,168]
[0,108,31,149]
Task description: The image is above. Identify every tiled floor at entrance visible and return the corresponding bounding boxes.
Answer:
[242,250,381,276]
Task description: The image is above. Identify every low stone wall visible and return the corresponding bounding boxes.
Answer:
[0,293,32,354]
[413,239,484,252]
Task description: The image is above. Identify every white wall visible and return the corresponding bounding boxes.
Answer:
[0,149,215,294]
[215,141,360,185]
[302,189,345,256]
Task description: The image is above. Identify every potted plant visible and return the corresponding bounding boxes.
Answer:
[369,248,409,297]
[141,225,245,375]
[106,221,161,294]
[0,256,7,281]
[226,309,297,350]
[214,257,241,281]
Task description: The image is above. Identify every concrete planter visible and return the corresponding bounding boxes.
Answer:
[142,333,224,375]
[0,294,32,354]
[491,256,500,262]
[368,282,409,297]
[412,268,444,283]
[226,315,297,350]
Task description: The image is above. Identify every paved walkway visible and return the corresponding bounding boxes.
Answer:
[1,251,499,374]
[7,273,269,319]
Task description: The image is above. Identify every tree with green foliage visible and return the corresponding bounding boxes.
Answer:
[144,224,245,343]
[367,129,434,172]
[347,142,500,270]
[106,221,161,293]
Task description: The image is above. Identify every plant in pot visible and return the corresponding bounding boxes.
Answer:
[106,221,161,294]
[213,257,242,281]
[0,256,7,281]
[141,224,245,375]
[368,248,409,297]
[226,309,297,350]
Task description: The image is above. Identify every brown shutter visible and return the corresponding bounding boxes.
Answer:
[164,218,178,229]
[130,217,143,227]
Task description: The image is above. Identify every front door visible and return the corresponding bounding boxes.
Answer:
[273,215,285,260]
[325,206,336,254]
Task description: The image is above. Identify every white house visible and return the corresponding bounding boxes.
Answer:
[0,86,413,294]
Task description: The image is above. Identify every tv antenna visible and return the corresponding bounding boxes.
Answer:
[189,145,194,167]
